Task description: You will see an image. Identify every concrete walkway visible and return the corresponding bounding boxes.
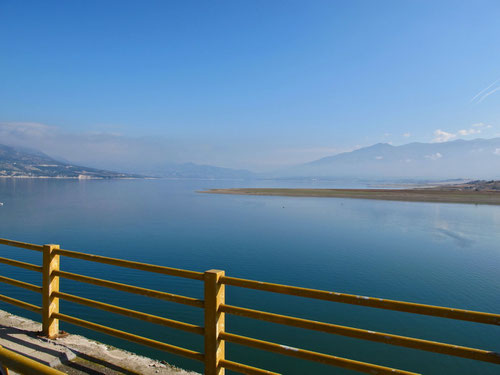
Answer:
[0,310,199,375]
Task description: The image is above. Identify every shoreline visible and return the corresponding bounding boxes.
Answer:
[200,188,500,205]
[0,176,145,180]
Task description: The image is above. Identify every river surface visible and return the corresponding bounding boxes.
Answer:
[0,178,499,375]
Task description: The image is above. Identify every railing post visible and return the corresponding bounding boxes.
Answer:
[42,244,60,339]
[204,269,225,375]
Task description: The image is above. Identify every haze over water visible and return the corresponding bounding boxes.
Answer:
[0,178,498,374]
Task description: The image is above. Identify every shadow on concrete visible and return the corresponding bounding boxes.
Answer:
[0,324,139,375]
[0,325,74,366]
[58,349,141,375]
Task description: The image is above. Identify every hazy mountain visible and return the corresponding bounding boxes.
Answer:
[279,138,500,180]
[133,162,255,180]
[0,144,139,178]
[5,137,500,181]
[0,143,255,180]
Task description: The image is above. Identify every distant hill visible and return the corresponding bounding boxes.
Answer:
[279,138,500,180]
[137,162,255,180]
[438,180,500,191]
[0,144,139,179]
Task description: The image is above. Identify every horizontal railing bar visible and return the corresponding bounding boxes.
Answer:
[221,304,500,364]
[54,270,204,308]
[55,291,204,335]
[54,248,204,280]
[0,344,66,375]
[220,359,281,375]
[220,332,420,375]
[0,257,42,272]
[0,293,42,313]
[221,276,500,325]
[0,238,44,252]
[0,275,42,293]
[55,313,204,362]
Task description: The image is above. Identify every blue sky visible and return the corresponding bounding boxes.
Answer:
[1,0,500,170]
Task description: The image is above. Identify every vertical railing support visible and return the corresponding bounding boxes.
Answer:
[204,269,225,375]
[42,244,60,339]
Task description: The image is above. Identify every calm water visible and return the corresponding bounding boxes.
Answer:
[0,179,499,375]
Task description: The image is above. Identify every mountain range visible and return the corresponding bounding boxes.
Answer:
[137,162,254,180]
[0,144,138,179]
[0,143,254,180]
[278,138,500,180]
[2,137,500,180]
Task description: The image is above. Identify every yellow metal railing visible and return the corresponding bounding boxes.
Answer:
[0,237,499,375]
[0,344,66,375]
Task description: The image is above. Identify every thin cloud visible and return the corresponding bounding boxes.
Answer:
[403,132,411,138]
[425,152,443,160]
[472,122,492,128]
[0,122,182,170]
[0,122,56,138]
[2,121,350,171]
[470,78,500,103]
[432,129,456,143]
[477,86,500,103]
[457,128,481,136]
[432,123,494,143]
